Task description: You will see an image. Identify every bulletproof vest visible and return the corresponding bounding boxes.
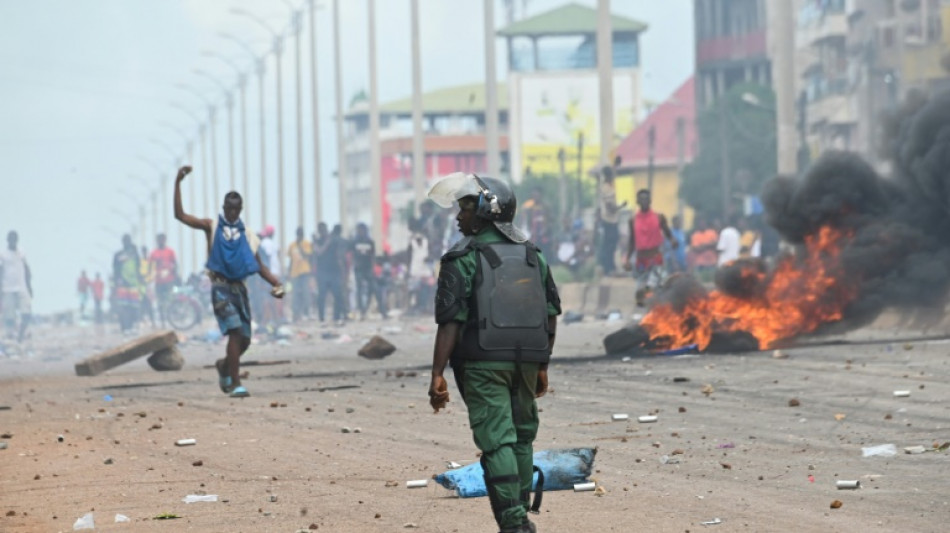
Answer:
[459,242,551,363]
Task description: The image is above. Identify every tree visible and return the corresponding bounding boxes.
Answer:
[680,83,777,218]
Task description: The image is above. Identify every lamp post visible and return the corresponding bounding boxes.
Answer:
[194,69,237,196]
[157,122,195,271]
[281,1,308,230]
[175,85,219,215]
[219,33,269,228]
[307,0,324,226]
[231,8,287,248]
[410,0,425,207]
[368,0,383,245]
[202,51,251,226]
[333,0,347,231]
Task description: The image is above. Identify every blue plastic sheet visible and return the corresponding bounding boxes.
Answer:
[434,448,597,498]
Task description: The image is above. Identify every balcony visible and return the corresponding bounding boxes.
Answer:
[796,11,848,48]
[696,30,767,66]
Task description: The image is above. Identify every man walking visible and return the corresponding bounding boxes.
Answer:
[427,173,561,533]
[149,233,178,327]
[313,222,346,325]
[113,235,143,334]
[623,189,678,306]
[351,222,387,320]
[597,165,625,275]
[287,226,313,322]
[91,272,105,325]
[77,270,91,320]
[0,231,33,343]
[174,165,283,398]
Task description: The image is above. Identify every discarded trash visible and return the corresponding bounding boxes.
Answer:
[182,494,218,503]
[830,500,843,509]
[893,390,910,397]
[660,455,680,464]
[320,332,340,340]
[341,427,352,433]
[621,356,632,362]
[861,443,897,457]
[836,480,860,490]
[382,326,403,334]
[406,479,428,488]
[834,413,847,421]
[57,434,64,443]
[904,445,927,454]
[772,349,788,359]
[606,311,623,323]
[659,344,699,356]
[562,311,584,324]
[716,443,735,449]
[153,513,180,520]
[103,394,113,402]
[638,415,658,423]
[701,518,722,526]
[673,377,690,382]
[0,442,7,450]
[275,326,294,339]
[175,438,197,447]
[573,482,596,492]
[269,494,278,502]
[435,448,596,498]
[115,514,130,523]
[73,512,95,530]
[446,461,462,469]
[611,413,629,421]
[334,334,353,344]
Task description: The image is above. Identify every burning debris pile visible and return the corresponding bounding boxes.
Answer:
[611,90,950,354]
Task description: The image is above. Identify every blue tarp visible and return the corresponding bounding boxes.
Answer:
[434,448,597,498]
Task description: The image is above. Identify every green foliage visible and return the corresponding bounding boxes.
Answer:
[680,83,778,218]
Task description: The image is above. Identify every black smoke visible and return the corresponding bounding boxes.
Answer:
[762,90,950,331]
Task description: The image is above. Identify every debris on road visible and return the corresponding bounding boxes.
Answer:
[788,398,800,407]
[75,330,179,376]
[701,518,722,526]
[175,438,197,447]
[638,415,658,423]
[904,445,927,454]
[611,413,629,421]
[115,514,130,523]
[861,443,897,457]
[573,482,595,492]
[772,349,788,359]
[358,336,396,359]
[893,390,910,397]
[830,500,843,509]
[445,461,462,469]
[182,494,218,503]
[147,347,184,371]
[73,512,95,530]
[836,480,860,489]
[406,479,428,488]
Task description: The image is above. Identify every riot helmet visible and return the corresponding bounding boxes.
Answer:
[427,172,526,243]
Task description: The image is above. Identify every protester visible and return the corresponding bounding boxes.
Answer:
[149,233,178,327]
[139,245,156,328]
[77,270,91,320]
[351,222,387,320]
[406,229,432,314]
[521,186,551,252]
[426,173,560,533]
[112,234,143,334]
[257,225,282,325]
[0,231,33,343]
[287,226,313,322]
[597,165,625,275]
[313,222,346,325]
[738,217,762,258]
[174,165,283,398]
[622,189,678,306]
[415,201,446,261]
[717,214,742,266]
[91,272,105,325]
[664,214,688,273]
[689,216,719,278]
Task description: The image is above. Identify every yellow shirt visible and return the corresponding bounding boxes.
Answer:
[287,240,313,277]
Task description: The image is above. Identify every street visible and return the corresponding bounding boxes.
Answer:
[1,314,948,532]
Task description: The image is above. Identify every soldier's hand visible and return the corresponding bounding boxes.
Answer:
[176,166,192,182]
[535,369,548,398]
[428,375,449,413]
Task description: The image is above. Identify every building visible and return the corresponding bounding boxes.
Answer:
[792,0,948,162]
[614,76,697,223]
[343,83,509,250]
[694,0,772,109]
[498,2,647,183]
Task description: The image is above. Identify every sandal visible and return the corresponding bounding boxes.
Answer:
[216,360,233,394]
[229,386,250,398]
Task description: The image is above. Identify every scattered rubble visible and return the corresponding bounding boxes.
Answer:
[358,336,396,359]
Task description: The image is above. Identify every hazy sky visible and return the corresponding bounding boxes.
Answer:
[0,0,693,314]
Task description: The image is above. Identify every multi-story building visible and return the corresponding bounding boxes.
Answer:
[498,2,647,183]
[343,84,508,250]
[694,0,772,109]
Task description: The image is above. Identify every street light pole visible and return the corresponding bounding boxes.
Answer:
[289,6,306,232]
[368,0,383,245]
[333,0,347,231]
[194,70,236,194]
[410,0,426,207]
[597,0,614,168]
[484,0,500,177]
[308,0,323,225]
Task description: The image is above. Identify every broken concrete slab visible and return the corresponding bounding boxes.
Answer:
[358,336,396,360]
[147,347,184,371]
[75,331,178,376]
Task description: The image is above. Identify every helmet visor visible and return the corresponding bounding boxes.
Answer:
[427,172,481,208]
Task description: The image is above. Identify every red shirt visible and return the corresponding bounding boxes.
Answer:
[91,279,105,301]
[149,247,177,284]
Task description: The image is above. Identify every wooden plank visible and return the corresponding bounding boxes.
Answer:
[75,331,178,376]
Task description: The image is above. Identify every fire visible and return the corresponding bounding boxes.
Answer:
[640,226,858,351]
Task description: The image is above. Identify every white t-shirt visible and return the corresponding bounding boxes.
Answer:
[717,227,741,266]
[0,248,28,293]
[258,237,281,277]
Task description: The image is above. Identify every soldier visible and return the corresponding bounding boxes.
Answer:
[427,173,561,533]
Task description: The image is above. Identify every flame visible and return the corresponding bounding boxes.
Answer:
[640,226,858,350]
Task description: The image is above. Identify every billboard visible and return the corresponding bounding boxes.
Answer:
[510,71,640,182]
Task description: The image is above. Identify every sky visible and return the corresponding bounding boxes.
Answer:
[0,0,693,314]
